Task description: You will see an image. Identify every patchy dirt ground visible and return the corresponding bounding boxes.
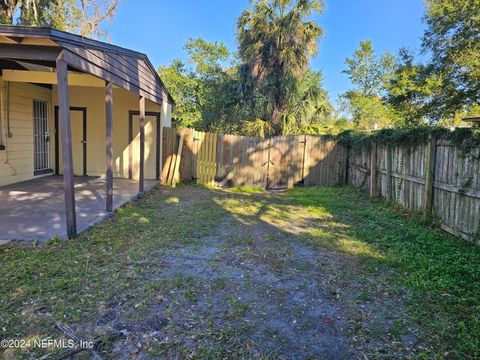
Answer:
[81,187,421,359]
[1,186,429,359]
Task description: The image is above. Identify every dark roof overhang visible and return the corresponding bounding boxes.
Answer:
[0,25,174,105]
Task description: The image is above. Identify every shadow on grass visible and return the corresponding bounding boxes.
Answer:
[0,184,479,358]
[282,186,480,358]
[203,184,480,357]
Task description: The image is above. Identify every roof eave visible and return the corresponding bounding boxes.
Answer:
[0,25,175,105]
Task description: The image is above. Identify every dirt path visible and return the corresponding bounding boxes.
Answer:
[85,187,421,359]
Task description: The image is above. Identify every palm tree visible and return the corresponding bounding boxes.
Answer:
[237,0,324,135]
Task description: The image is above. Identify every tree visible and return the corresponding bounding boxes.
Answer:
[385,48,435,126]
[49,0,119,39]
[237,0,324,134]
[182,38,236,130]
[340,91,395,130]
[158,38,236,130]
[184,38,230,78]
[385,0,480,126]
[1,0,41,24]
[158,59,203,128]
[343,40,395,97]
[422,0,480,119]
[0,0,119,39]
[341,40,396,130]
[283,69,334,134]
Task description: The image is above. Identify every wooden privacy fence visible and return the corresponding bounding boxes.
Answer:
[162,127,480,244]
[348,135,480,245]
[161,127,347,190]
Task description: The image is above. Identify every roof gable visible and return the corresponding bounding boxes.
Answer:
[0,25,174,105]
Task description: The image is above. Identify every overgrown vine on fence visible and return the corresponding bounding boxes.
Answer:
[334,126,480,158]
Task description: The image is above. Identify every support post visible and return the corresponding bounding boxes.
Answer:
[423,134,436,217]
[385,145,393,201]
[56,53,77,238]
[139,96,145,193]
[370,141,378,198]
[105,81,113,212]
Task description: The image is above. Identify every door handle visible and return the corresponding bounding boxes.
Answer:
[81,140,87,144]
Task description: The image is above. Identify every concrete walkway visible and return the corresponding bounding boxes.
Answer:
[0,176,157,242]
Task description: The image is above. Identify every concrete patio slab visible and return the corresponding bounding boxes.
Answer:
[0,176,157,242]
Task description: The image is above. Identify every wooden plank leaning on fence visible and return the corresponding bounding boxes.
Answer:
[161,130,185,188]
[165,135,184,187]
[160,127,175,184]
[170,135,184,188]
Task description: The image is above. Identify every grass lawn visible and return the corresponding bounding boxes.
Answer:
[0,185,479,359]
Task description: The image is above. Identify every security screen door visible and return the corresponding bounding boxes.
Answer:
[33,100,50,173]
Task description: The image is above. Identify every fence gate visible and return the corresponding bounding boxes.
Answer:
[161,128,347,190]
[267,135,306,189]
[193,130,217,186]
[216,134,270,188]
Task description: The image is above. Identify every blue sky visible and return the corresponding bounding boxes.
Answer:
[110,0,426,103]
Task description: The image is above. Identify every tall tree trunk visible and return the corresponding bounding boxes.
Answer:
[269,84,288,135]
[270,107,283,135]
[271,98,289,136]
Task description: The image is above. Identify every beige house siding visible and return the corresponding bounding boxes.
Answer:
[0,78,52,187]
[51,86,165,179]
[0,78,172,187]
[51,86,166,180]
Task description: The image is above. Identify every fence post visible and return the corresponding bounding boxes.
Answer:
[423,134,437,217]
[192,130,199,183]
[370,141,378,198]
[301,135,307,184]
[265,139,273,190]
[343,144,350,185]
[385,145,393,201]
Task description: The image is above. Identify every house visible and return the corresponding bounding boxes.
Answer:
[0,25,174,241]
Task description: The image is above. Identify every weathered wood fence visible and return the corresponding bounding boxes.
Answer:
[161,127,347,189]
[348,135,480,244]
[162,128,480,244]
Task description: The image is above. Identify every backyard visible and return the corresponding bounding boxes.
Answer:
[1,185,479,359]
